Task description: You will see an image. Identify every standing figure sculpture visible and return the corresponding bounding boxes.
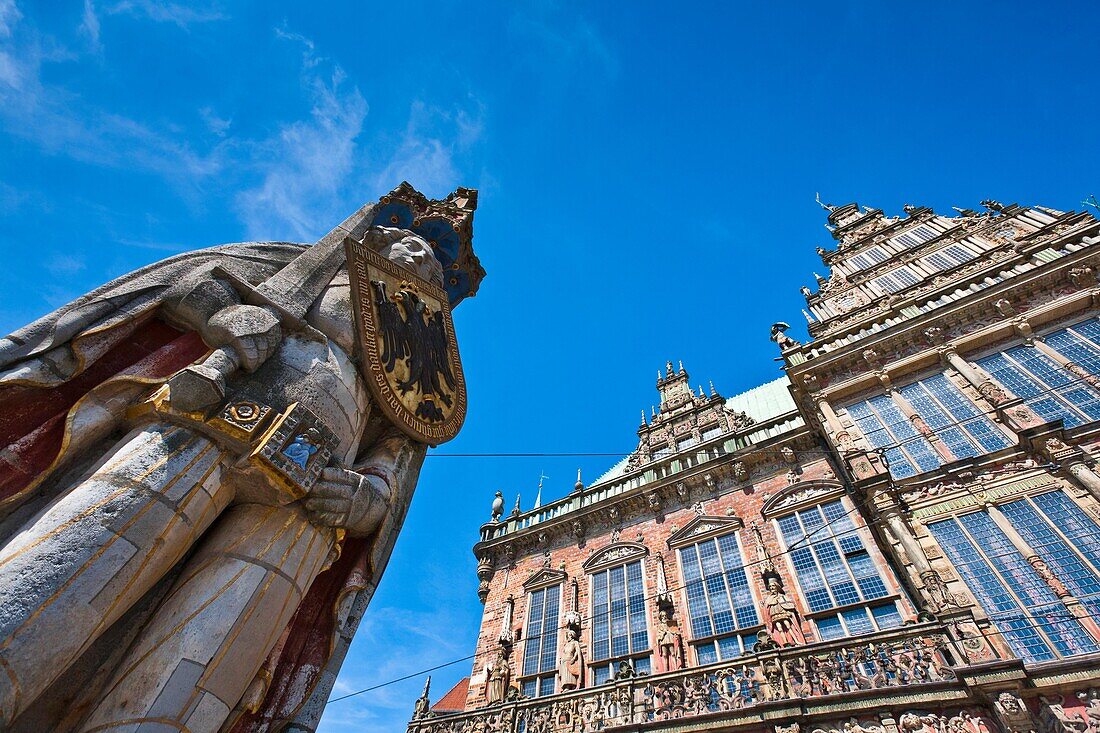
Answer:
[486,649,512,705]
[655,610,684,672]
[558,628,585,691]
[763,575,806,647]
[0,183,483,732]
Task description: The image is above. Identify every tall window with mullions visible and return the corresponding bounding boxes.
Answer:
[590,561,651,684]
[897,374,1011,458]
[521,585,560,697]
[977,325,1100,428]
[677,533,760,665]
[776,499,903,640]
[845,395,940,479]
[928,500,1100,662]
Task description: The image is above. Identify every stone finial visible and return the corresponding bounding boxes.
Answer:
[981,199,1005,213]
[574,469,584,493]
[412,676,431,719]
[511,493,521,517]
[903,204,918,215]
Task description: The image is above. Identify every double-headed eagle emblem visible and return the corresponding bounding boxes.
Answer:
[346,241,467,444]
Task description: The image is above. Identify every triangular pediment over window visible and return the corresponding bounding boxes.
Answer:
[666,515,745,548]
[581,542,649,573]
[522,567,567,591]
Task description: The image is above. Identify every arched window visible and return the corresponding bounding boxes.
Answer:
[519,565,566,698]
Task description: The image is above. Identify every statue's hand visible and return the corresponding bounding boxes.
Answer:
[204,304,282,372]
[303,466,390,535]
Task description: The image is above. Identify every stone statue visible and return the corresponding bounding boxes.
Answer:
[558,628,584,691]
[0,184,484,732]
[491,490,505,521]
[486,648,512,705]
[770,322,801,351]
[764,576,805,646]
[655,610,684,672]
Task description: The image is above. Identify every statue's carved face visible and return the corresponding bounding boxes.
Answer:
[363,226,444,286]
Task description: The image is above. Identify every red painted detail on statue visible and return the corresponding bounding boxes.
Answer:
[0,322,206,502]
[229,536,371,732]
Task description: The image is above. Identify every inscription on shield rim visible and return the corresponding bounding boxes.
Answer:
[346,238,467,444]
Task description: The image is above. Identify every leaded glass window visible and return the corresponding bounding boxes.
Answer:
[922,242,976,272]
[845,395,941,478]
[1000,492,1100,623]
[590,561,650,668]
[591,656,651,685]
[929,504,1099,663]
[890,223,939,249]
[848,246,889,271]
[521,584,560,696]
[872,266,921,295]
[977,345,1100,428]
[678,533,759,663]
[776,499,900,640]
[898,374,1011,458]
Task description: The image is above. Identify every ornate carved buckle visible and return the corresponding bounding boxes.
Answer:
[249,403,337,500]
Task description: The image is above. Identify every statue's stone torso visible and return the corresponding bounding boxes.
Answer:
[229,269,370,465]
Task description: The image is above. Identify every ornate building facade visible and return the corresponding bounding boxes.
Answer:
[408,200,1100,733]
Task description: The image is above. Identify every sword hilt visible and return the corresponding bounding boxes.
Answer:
[166,345,242,413]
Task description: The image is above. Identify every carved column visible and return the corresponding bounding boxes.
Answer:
[985,504,1100,643]
[939,346,1038,431]
[812,392,852,449]
[889,389,955,462]
[1065,461,1100,502]
[1038,436,1100,503]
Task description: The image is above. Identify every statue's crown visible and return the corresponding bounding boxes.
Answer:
[374,182,485,307]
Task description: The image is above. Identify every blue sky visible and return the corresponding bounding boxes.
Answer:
[2,1,1099,730]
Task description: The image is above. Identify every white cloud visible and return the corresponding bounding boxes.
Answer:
[105,0,225,29]
[199,105,231,137]
[79,0,100,50]
[234,30,368,242]
[0,2,224,186]
[0,0,20,38]
[372,98,486,200]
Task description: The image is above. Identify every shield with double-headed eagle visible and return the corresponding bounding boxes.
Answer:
[346,239,467,445]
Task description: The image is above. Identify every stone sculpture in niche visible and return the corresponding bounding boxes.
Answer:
[0,184,483,732]
[486,648,512,705]
[763,574,806,646]
[655,609,685,672]
[558,628,585,691]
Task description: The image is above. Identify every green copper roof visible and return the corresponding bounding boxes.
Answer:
[723,375,796,422]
